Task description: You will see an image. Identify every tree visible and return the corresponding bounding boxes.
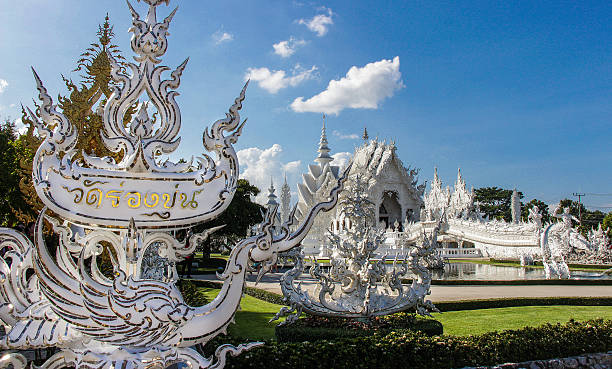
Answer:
[0,120,32,227]
[193,179,264,257]
[603,212,612,240]
[14,15,132,225]
[554,199,606,237]
[521,199,551,224]
[474,187,523,222]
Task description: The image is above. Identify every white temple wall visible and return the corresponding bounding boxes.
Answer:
[476,242,541,259]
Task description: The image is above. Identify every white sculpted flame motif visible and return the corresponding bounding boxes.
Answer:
[0,1,349,368]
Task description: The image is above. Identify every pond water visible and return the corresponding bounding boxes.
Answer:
[431,262,610,280]
[313,262,611,280]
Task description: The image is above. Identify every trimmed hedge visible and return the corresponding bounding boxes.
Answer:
[198,257,228,268]
[190,279,286,305]
[243,286,286,305]
[275,313,443,342]
[422,279,612,286]
[176,279,208,306]
[221,319,612,369]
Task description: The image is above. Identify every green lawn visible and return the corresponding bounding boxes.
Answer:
[433,305,612,336]
[199,287,612,340]
[200,288,285,340]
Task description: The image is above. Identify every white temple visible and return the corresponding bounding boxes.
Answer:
[295,123,425,256]
[292,124,609,263]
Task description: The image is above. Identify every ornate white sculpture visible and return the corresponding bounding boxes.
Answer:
[539,207,594,278]
[587,224,612,263]
[272,175,437,323]
[0,1,350,368]
[423,168,451,221]
[448,168,475,219]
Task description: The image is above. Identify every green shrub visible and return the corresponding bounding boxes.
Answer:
[275,313,443,342]
[177,279,208,306]
[220,319,611,369]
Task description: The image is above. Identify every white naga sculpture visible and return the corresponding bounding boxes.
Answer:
[540,207,595,278]
[272,175,437,324]
[0,1,348,368]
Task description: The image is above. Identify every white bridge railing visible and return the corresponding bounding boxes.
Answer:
[435,248,482,258]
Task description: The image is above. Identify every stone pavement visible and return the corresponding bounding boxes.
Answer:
[193,272,612,302]
[465,351,612,369]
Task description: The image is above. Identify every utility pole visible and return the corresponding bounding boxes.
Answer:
[572,192,585,226]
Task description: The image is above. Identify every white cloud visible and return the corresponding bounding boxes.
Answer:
[291,56,404,115]
[13,118,28,136]
[273,37,307,58]
[0,79,8,94]
[245,64,317,94]
[212,30,234,45]
[331,152,352,170]
[237,144,302,205]
[298,8,333,37]
[332,130,359,140]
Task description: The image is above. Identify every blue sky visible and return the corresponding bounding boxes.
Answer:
[1,1,611,210]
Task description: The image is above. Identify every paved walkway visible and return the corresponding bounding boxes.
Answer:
[193,273,612,302]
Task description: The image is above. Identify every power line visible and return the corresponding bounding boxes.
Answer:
[572,193,585,225]
[584,193,612,196]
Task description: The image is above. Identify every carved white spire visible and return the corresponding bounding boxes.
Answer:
[280,173,291,223]
[315,114,333,166]
[511,188,521,224]
[266,177,278,208]
[423,168,450,221]
[449,168,474,218]
[295,115,341,220]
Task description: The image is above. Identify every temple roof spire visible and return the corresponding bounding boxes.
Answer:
[315,114,333,166]
[280,172,292,223]
[362,126,369,142]
[266,177,278,207]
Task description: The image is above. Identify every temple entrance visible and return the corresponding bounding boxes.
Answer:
[379,191,401,230]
